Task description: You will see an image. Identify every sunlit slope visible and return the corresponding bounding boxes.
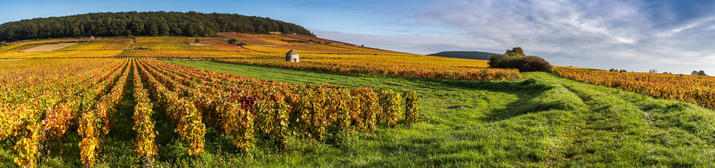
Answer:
[0,37,130,58]
[167,61,715,167]
[0,33,489,71]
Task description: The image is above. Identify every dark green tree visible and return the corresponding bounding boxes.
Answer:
[488,47,551,72]
[0,11,315,41]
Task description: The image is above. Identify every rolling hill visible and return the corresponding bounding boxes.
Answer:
[0,11,313,42]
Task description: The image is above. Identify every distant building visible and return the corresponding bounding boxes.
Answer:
[269,31,282,35]
[285,49,299,62]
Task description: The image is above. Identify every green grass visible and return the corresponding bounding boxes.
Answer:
[2,60,711,167]
[167,61,714,167]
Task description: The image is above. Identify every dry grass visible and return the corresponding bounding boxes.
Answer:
[59,37,133,50]
[22,43,77,52]
[0,50,121,58]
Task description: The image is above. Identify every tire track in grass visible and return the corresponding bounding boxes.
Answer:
[566,82,715,167]
[561,84,661,167]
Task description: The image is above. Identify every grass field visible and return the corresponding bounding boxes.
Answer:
[150,61,712,167]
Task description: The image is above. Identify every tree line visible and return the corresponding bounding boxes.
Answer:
[0,11,314,41]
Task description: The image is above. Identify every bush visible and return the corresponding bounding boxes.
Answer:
[194,38,200,43]
[488,47,552,72]
[0,41,7,47]
[227,38,237,45]
[517,56,552,72]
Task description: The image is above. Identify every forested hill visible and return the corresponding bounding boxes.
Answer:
[0,11,314,41]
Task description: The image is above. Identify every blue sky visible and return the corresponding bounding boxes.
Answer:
[1,0,713,74]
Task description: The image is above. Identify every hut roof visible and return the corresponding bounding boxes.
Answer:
[287,49,298,55]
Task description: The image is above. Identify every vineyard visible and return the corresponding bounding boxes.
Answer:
[0,58,420,167]
[216,58,520,80]
[0,33,712,167]
[554,69,715,108]
[0,33,518,81]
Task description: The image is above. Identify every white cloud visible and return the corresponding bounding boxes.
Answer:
[314,0,715,74]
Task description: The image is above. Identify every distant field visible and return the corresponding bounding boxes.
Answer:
[0,37,129,58]
[555,69,715,108]
[59,38,133,50]
[219,32,406,55]
[215,56,515,80]
[0,50,123,58]
[0,38,89,54]
[22,43,77,52]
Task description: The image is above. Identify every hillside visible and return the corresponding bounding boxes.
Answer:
[0,36,712,167]
[166,61,714,167]
[0,33,499,80]
[0,12,313,42]
[429,51,498,60]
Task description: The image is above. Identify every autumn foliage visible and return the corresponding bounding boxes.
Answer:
[554,69,715,108]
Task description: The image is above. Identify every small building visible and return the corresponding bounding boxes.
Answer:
[285,49,299,62]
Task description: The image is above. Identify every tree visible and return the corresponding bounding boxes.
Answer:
[698,70,707,76]
[0,12,315,41]
[147,23,159,36]
[159,22,170,36]
[488,47,551,72]
[692,70,701,76]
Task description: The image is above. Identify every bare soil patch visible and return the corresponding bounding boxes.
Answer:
[22,43,77,52]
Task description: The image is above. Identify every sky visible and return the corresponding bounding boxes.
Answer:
[1,0,713,74]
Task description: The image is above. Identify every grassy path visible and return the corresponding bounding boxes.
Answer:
[167,61,713,167]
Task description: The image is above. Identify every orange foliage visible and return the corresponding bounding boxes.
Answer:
[554,69,715,108]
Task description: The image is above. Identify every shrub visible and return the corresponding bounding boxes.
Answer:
[517,56,552,72]
[194,38,200,43]
[488,47,552,72]
[227,39,237,45]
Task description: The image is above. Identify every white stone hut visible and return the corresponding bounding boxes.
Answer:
[286,49,299,62]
